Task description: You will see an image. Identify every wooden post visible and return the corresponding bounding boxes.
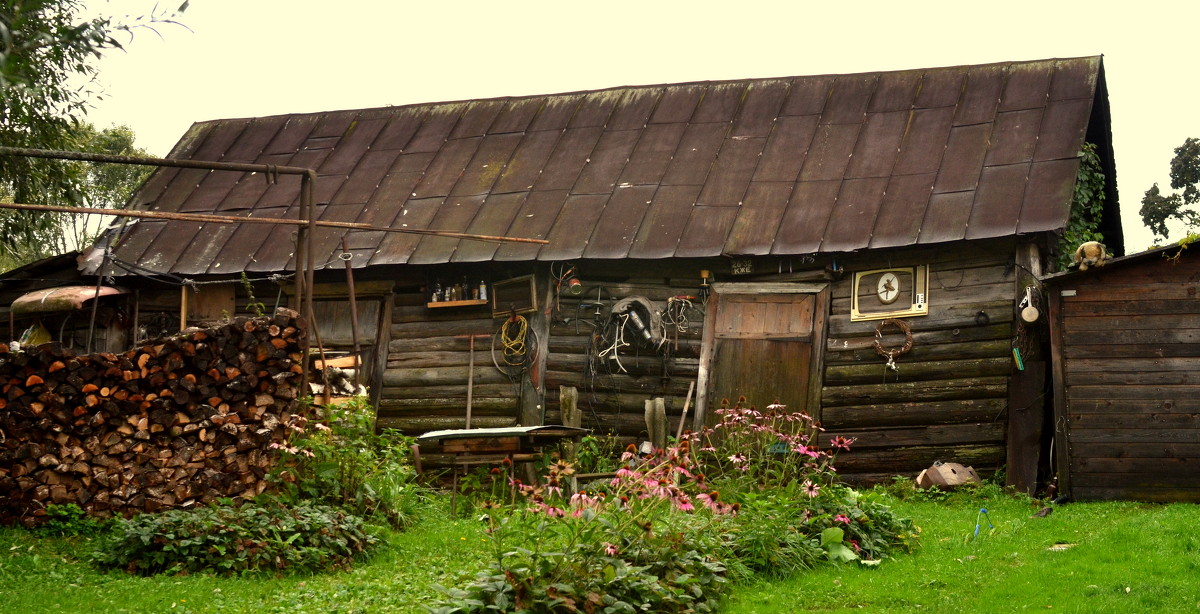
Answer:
[645,397,667,450]
[1007,242,1046,495]
[560,385,580,460]
[179,285,189,332]
[675,381,695,441]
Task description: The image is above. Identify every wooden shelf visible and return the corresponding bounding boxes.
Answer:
[427,299,488,308]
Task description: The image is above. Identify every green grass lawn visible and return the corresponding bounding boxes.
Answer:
[726,488,1200,613]
[4,489,1200,613]
[0,512,491,613]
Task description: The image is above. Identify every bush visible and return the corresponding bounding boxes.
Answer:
[92,500,378,575]
[432,398,919,612]
[269,396,426,529]
[31,503,111,538]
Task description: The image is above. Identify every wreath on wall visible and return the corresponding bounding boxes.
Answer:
[873,318,913,371]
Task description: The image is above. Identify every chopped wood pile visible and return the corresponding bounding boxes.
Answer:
[0,308,309,524]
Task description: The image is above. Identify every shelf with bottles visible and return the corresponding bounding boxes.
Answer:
[427,277,489,309]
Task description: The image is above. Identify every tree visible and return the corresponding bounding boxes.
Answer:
[0,0,184,266]
[0,122,152,270]
[1140,137,1200,241]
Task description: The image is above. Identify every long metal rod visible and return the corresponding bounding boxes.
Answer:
[341,238,362,389]
[0,202,548,244]
[0,146,315,176]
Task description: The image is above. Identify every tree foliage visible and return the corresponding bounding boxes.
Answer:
[1141,137,1200,241]
[1056,143,1107,270]
[0,0,184,267]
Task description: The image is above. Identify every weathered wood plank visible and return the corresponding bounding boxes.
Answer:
[825,334,1011,366]
[377,415,516,433]
[391,318,495,339]
[548,334,703,357]
[1060,283,1200,302]
[834,443,1005,473]
[1063,313,1200,332]
[1069,441,1200,458]
[380,383,513,400]
[1063,328,1200,346]
[822,376,1009,406]
[1070,486,1200,503]
[1071,471,1200,489]
[377,398,516,412]
[827,300,1014,336]
[389,336,496,353]
[1062,299,1200,317]
[544,369,694,397]
[831,282,1012,312]
[824,422,1006,449]
[830,264,1013,301]
[383,366,510,387]
[1071,456,1200,474]
[1066,357,1200,373]
[1067,427,1200,443]
[1069,384,1200,401]
[1067,398,1200,414]
[1068,412,1200,429]
[822,398,1007,428]
[1067,369,1200,386]
[546,353,699,377]
[1064,343,1200,359]
[825,357,1011,386]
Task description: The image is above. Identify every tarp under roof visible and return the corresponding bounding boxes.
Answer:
[11,286,127,315]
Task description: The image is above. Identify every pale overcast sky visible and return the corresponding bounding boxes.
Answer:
[80,0,1200,253]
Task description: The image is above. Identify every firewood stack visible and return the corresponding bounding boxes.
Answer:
[0,308,310,524]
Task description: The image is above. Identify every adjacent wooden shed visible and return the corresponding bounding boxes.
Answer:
[1045,244,1200,502]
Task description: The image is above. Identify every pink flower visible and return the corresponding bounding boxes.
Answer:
[604,542,618,556]
[834,514,851,524]
[728,454,747,464]
[675,496,695,512]
[830,436,855,451]
[803,480,820,498]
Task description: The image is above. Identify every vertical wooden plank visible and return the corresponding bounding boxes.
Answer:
[520,271,552,426]
[1007,242,1045,495]
[807,286,830,423]
[1047,287,1073,498]
[560,385,580,459]
[694,293,722,429]
[369,292,392,412]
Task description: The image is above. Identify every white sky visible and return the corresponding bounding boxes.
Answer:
[80,0,1200,253]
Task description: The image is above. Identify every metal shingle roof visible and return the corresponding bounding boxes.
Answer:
[100,56,1106,275]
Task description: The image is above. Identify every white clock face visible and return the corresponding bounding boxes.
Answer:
[877,272,900,305]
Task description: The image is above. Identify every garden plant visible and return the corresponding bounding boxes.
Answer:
[429,398,916,612]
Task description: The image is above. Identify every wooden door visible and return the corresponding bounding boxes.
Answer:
[708,292,816,415]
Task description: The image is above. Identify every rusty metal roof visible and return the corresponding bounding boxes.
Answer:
[97,56,1107,275]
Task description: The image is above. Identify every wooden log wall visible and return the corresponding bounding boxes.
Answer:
[821,241,1021,483]
[380,289,519,433]
[1052,250,1200,502]
[0,309,309,524]
[544,278,707,441]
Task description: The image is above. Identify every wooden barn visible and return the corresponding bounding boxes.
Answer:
[4,56,1122,489]
[1044,244,1200,502]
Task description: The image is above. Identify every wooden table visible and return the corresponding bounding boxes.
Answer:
[415,425,588,512]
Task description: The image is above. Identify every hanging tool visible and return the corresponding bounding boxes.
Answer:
[675,381,696,441]
[458,333,492,429]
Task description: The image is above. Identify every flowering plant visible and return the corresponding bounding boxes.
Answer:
[686,398,847,489]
